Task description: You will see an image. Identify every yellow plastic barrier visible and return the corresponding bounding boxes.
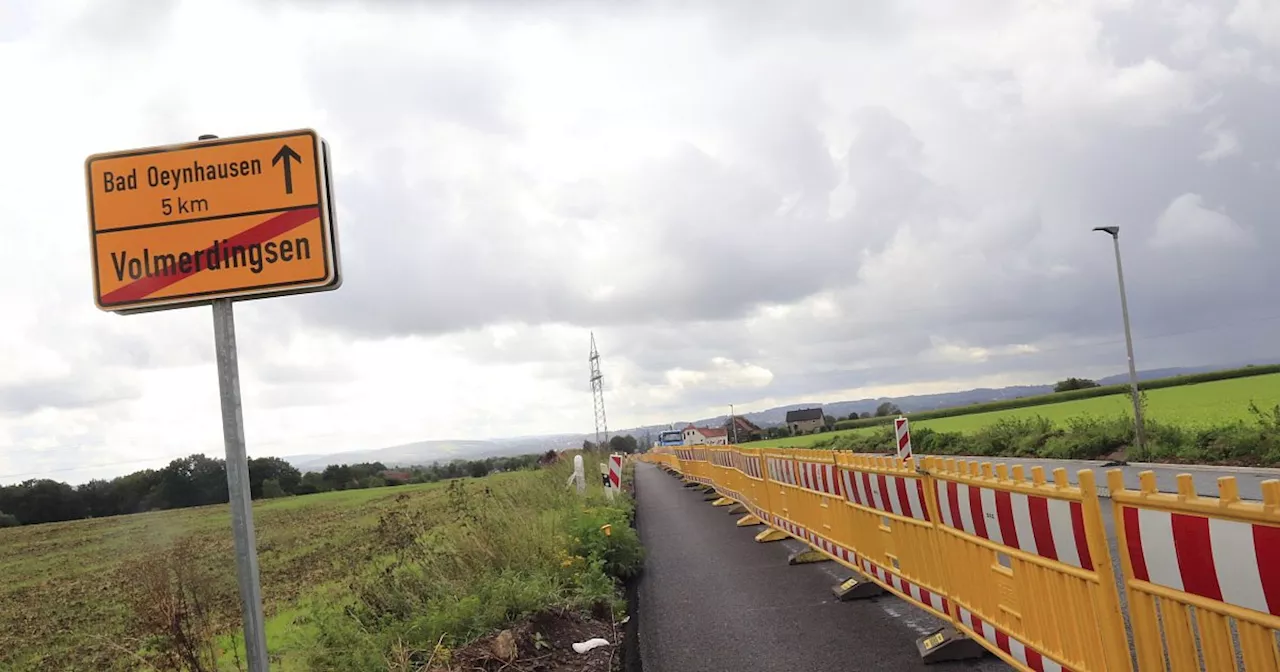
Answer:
[733,446,771,523]
[924,457,1130,672]
[682,446,711,486]
[760,449,854,563]
[708,447,737,499]
[1108,470,1280,671]
[833,454,953,620]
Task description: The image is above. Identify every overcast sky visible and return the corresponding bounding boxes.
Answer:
[2,0,1279,484]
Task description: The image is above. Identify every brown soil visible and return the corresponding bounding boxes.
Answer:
[442,610,620,672]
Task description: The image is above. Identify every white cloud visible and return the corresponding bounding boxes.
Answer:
[1199,115,1242,162]
[1152,193,1251,247]
[1228,0,1280,49]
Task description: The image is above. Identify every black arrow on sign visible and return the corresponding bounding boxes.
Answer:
[272,144,302,195]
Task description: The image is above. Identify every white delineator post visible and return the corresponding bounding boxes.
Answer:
[894,417,913,461]
[573,455,586,495]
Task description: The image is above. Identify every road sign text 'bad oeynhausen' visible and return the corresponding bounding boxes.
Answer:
[85,129,340,312]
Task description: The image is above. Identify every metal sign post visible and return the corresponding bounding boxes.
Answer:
[212,297,269,671]
[82,129,342,672]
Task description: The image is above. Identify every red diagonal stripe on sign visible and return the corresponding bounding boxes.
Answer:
[101,206,322,305]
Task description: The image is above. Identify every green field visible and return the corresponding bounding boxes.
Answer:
[753,373,1280,449]
[0,481,446,671]
[0,459,639,672]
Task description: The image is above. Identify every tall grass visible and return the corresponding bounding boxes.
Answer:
[301,454,642,670]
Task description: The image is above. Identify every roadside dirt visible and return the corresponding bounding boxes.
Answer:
[442,609,621,672]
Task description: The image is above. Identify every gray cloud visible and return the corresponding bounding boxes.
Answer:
[0,374,140,417]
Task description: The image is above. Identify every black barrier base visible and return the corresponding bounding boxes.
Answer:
[726,503,746,514]
[831,576,885,601]
[915,626,987,663]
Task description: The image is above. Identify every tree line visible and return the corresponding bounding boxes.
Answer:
[0,452,545,528]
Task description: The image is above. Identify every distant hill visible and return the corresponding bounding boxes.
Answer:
[283,434,583,472]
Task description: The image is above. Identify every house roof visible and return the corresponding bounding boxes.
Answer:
[730,416,762,432]
[699,427,728,438]
[785,407,824,422]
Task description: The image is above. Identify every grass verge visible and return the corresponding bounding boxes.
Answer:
[293,455,642,670]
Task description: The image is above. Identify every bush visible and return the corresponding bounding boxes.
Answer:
[261,479,287,499]
[0,511,18,528]
[1054,377,1100,392]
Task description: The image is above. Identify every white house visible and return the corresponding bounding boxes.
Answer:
[682,424,730,446]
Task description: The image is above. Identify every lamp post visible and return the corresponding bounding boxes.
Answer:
[729,404,738,444]
[1093,226,1146,455]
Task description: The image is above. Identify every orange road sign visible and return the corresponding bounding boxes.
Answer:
[84,129,341,312]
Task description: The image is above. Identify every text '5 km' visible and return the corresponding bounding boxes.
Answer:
[84,129,340,312]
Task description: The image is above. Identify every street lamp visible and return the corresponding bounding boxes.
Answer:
[729,404,738,444]
[1093,226,1147,455]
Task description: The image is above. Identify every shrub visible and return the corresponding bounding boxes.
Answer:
[0,511,18,528]
[261,478,287,499]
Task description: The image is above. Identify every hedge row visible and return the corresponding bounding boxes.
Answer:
[831,364,1280,432]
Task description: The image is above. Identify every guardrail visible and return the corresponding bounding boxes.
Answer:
[640,445,1280,671]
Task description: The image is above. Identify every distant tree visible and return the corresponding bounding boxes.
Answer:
[156,454,227,510]
[261,479,288,499]
[860,412,872,419]
[1054,377,1100,393]
[0,479,86,525]
[823,415,836,429]
[582,440,596,451]
[874,402,903,417]
[248,457,302,498]
[608,435,640,454]
[765,426,788,440]
[76,479,117,518]
[296,471,328,495]
[845,413,860,421]
[0,511,17,528]
[467,461,491,479]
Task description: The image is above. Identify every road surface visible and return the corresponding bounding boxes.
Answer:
[634,462,1010,672]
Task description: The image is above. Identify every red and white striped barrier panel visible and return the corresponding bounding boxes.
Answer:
[766,456,797,485]
[795,460,843,497]
[934,480,1093,570]
[843,468,931,522]
[1122,505,1280,617]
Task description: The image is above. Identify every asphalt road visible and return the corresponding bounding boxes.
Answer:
[634,462,1010,672]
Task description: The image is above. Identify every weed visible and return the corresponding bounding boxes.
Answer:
[121,538,233,672]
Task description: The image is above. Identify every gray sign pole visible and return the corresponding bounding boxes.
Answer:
[213,298,269,671]
[200,134,270,671]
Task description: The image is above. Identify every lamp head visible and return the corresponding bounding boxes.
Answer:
[1092,226,1120,237]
